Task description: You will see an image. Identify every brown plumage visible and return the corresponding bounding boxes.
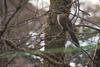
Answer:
[57,14,80,47]
[57,14,95,63]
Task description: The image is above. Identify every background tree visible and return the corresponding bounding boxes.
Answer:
[0,0,46,67]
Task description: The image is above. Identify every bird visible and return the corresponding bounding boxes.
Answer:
[57,14,95,64]
[57,14,80,47]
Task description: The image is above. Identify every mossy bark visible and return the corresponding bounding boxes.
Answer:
[94,48,100,67]
[44,0,72,67]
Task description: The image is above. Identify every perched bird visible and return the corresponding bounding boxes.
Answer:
[57,14,80,47]
[57,14,94,63]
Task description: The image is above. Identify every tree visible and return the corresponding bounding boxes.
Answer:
[44,0,72,67]
[0,0,45,66]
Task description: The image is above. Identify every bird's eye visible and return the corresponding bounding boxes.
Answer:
[58,6,65,11]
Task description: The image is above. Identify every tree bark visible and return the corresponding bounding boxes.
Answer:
[94,47,100,67]
[44,0,72,67]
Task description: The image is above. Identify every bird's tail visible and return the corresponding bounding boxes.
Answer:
[68,30,80,47]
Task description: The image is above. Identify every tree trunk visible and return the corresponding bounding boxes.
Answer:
[44,0,72,67]
[94,48,100,67]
